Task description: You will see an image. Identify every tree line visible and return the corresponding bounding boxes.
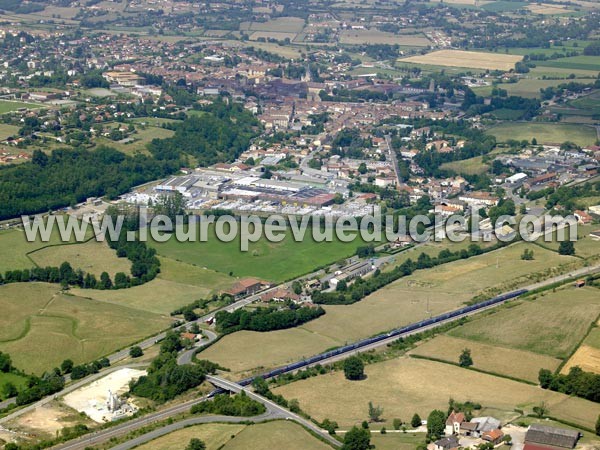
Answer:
[214,304,325,334]
[539,366,600,403]
[190,392,266,417]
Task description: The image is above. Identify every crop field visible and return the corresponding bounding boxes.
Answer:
[400,50,522,71]
[241,17,305,33]
[249,31,297,41]
[536,55,600,72]
[562,345,600,375]
[0,282,170,374]
[29,240,132,278]
[72,256,233,315]
[449,286,600,359]
[134,421,330,450]
[340,30,430,46]
[526,3,574,14]
[473,79,574,99]
[198,243,575,373]
[480,1,527,12]
[410,335,561,382]
[238,40,303,58]
[0,100,40,114]
[148,225,366,283]
[274,357,600,429]
[486,122,597,146]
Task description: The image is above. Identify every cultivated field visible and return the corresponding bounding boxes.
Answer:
[29,240,132,278]
[73,256,233,315]
[449,286,600,359]
[249,31,298,41]
[340,30,430,46]
[149,225,365,282]
[562,345,600,375]
[400,50,522,71]
[526,3,574,14]
[274,357,600,429]
[241,17,305,33]
[472,78,575,99]
[134,421,330,450]
[199,243,575,373]
[410,335,561,382]
[486,122,597,146]
[0,283,170,374]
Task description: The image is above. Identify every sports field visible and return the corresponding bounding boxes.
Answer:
[273,357,600,429]
[199,243,576,373]
[410,335,561,382]
[486,122,597,146]
[134,421,330,450]
[0,282,170,374]
[400,50,522,71]
[449,286,600,359]
[148,225,366,282]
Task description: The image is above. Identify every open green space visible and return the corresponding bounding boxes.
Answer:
[148,225,366,283]
[0,100,41,114]
[448,286,600,359]
[486,122,597,146]
[199,243,577,373]
[536,55,600,72]
[0,282,170,374]
[535,224,600,259]
[473,79,581,99]
[0,372,29,400]
[72,256,233,315]
[94,125,174,156]
[440,155,489,175]
[133,421,330,450]
[274,356,600,430]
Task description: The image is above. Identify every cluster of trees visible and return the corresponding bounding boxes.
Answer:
[320,88,390,103]
[330,128,372,159]
[69,358,110,380]
[343,356,365,381]
[129,332,219,402]
[488,198,516,225]
[0,146,176,220]
[313,243,491,305]
[545,180,600,213]
[539,367,600,403]
[251,376,291,410]
[190,392,266,417]
[148,100,260,166]
[16,372,65,406]
[214,304,325,334]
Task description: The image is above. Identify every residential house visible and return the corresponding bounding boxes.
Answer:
[445,411,465,435]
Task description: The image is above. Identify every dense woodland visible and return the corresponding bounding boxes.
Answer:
[215,304,325,334]
[539,367,600,403]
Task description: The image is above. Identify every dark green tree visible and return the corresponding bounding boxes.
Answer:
[558,241,575,256]
[129,346,144,358]
[343,356,365,381]
[427,410,446,440]
[411,413,422,428]
[186,438,206,450]
[342,426,371,450]
[459,348,473,367]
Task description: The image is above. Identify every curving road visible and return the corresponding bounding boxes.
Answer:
[177,330,218,366]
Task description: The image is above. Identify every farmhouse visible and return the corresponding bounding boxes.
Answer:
[445,410,465,435]
[428,435,459,450]
[524,424,580,449]
[574,210,592,225]
[224,278,267,298]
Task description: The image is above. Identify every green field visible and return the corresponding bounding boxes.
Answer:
[0,100,40,114]
[410,334,561,382]
[94,125,174,155]
[449,286,600,359]
[149,225,366,283]
[440,155,489,175]
[0,225,94,273]
[569,90,600,111]
[536,55,600,72]
[473,79,580,99]
[29,240,132,278]
[199,243,577,373]
[536,224,600,259]
[0,372,29,400]
[274,356,600,429]
[72,256,233,315]
[0,282,170,374]
[486,122,597,146]
[134,421,330,450]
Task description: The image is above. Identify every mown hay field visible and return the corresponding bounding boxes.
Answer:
[400,50,522,71]
[199,243,575,373]
[274,357,600,429]
[0,282,170,374]
[409,335,561,383]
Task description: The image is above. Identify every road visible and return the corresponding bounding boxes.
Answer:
[176,330,218,366]
[385,134,403,188]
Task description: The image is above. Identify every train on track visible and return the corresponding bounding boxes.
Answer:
[233,288,528,387]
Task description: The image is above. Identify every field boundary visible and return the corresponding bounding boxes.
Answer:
[555,308,600,374]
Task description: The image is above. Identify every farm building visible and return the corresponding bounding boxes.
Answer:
[224,277,267,298]
[525,424,579,449]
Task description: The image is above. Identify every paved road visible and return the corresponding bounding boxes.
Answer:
[206,376,341,448]
[177,330,218,366]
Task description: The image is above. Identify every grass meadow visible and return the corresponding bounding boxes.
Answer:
[273,357,600,430]
[486,122,597,146]
[0,283,170,374]
[199,243,576,374]
[134,421,330,450]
